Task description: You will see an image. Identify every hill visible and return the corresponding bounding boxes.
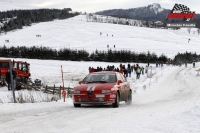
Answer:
[0,14,200,59]
[95,3,200,21]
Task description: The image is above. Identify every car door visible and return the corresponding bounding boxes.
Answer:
[119,73,130,100]
[116,73,126,100]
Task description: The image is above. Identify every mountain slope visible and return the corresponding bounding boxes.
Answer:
[0,14,200,59]
[95,3,200,21]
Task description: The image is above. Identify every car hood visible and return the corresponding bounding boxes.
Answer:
[75,83,116,91]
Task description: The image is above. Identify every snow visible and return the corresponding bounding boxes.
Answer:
[148,3,164,13]
[1,15,200,58]
[0,5,200,133]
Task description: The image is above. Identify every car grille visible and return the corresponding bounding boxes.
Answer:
[88,91,93,98]
[92,98,106,102]
[80,98,89,102]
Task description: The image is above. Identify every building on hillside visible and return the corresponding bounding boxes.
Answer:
[63,8,72,11]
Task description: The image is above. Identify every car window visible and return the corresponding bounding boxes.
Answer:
[83,74,116,83]
[116,73,123,82]
[120,73,127,82]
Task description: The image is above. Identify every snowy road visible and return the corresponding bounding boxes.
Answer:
[0,66,200,133]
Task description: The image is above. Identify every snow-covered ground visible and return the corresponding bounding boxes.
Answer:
[1,15,200,58]
[0,7,200,133]
[0,63,200,133]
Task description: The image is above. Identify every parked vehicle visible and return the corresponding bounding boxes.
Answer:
[0,60,30,80]
[0,60,35,89]
[73,71,132,108]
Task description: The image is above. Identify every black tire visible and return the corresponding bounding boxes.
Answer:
[112,92,119,108]
[74,103,81,107]
[125,91,132,105]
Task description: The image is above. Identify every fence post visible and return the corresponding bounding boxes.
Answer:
[45,85,47,92]
[53,85,55,95]
[60,86,61,99]
[67,87,70,98]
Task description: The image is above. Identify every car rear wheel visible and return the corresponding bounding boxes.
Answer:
[74,103,81,107]
[112,92,119,108]
[125,91,132,105]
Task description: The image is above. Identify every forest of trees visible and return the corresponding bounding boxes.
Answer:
[0,45,169,63]
[173,52,199,64]
[0,8,79,33]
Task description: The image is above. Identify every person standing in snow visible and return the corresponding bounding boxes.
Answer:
[127,64,131,77]
[5,70,11,90]
[5,68,16,91]
[156,61,158,67]
[136,67,141,79]
[193,62,195,68]
[145,65,148,73]
[141,66,144,75]
[88,67,91,73]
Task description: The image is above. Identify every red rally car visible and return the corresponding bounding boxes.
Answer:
[73,71,132,108]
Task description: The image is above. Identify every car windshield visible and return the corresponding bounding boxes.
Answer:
[83,74,117,83]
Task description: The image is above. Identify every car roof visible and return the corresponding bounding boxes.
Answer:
[90,71,117,74]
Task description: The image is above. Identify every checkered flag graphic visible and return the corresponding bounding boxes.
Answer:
[171,4,191,13]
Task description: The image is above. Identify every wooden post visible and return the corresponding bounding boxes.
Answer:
[9,60,16,103]
[45,85,47,92]
[61,65,66,102]
[53,85,55,95]
[59,86,61,99]
[67,87,69,98]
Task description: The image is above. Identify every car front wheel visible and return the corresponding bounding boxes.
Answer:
[112,92,119,108]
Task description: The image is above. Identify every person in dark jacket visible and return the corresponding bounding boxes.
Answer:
[5,68,17,91]
[5,70,11,90]
[193,62,195,68]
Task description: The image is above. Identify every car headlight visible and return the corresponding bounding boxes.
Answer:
[101,90,111,93]
[74,90,80,94]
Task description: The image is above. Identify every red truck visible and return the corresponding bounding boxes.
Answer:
[0,60,31,84]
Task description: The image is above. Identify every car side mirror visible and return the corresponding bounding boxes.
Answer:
[117,80,122,85]
[78,81,82,85]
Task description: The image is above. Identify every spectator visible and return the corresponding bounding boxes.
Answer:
[5,68,16,91]
[136,67,141,79]
[5,70,11,90]
[127,66,131,77]
[88,67,91,73]
[141,66,144,75]
[193,62,195,68]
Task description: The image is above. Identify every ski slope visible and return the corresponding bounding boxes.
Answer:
[1,15,200,58]
[0,11,200,133]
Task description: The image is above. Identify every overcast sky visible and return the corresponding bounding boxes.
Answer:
[1,0,200,13]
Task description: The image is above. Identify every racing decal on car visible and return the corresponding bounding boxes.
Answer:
[87,85,97,91]
[91,85,96,91]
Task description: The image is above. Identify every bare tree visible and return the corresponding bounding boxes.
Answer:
[187,28,191,34]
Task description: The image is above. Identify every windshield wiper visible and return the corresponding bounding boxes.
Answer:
[93,81,108,83]
[83,81,93,83]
